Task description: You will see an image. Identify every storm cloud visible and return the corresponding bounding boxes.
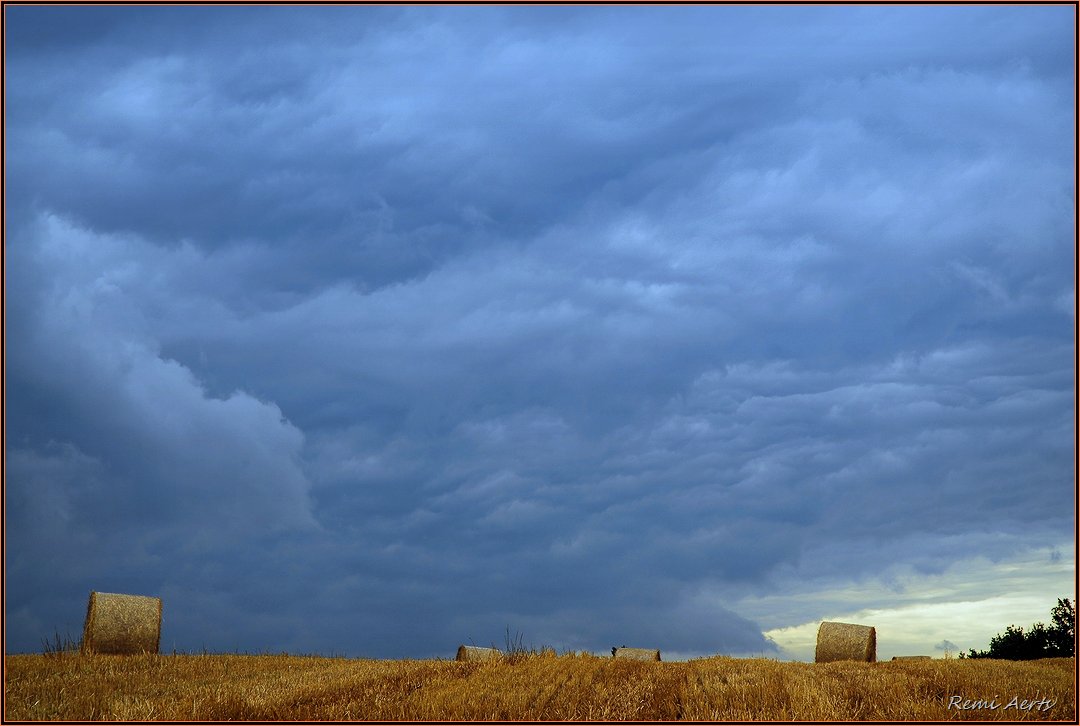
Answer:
[4,5,1074,659]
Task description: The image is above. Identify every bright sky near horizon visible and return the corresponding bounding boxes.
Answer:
[4,4,1075,660]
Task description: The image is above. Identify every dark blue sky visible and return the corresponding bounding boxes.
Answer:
[4,5,1074,660]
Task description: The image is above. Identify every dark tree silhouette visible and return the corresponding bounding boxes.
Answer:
[963,598,1074,660]
[1048,598,1076,656]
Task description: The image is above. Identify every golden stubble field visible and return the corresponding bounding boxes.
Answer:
[3,651,1075,721]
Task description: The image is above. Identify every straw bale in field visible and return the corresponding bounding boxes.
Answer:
[815,621,876,663]
[456,645,502,661]
[81,591,162,654]
[612,647,661,661]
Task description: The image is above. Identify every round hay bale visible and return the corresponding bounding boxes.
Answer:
[81,591,162,655]
[612,647,661,661]
[815,621,876,663]
[456,645,502,662]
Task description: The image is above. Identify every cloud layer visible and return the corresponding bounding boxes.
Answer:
[5,5,1074,658]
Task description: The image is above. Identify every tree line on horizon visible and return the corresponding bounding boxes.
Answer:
[960,597,1074,660]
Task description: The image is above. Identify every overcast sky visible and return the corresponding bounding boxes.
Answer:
[4,5,1075,661]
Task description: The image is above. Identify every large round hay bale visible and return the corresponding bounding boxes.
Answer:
[815,621,876,663]
[613,647,661,661]
[81,591,162,655]
[456,645,502,661]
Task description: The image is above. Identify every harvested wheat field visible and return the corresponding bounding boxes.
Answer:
[4,651,1074,721]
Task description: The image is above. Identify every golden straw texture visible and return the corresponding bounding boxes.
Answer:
[81,591,162,655]
[892,655,931,661]
[815,621,876,663]
[456,645,502,662]
[612,647,661,661]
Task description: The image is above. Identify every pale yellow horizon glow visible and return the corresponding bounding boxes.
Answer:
[760,543,1075,661]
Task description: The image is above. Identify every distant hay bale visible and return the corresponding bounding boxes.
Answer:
[815,621,876,663]
[456,645,502,662]
[892,655,931,661]
[613,647,661,661]
[81,591,162,655]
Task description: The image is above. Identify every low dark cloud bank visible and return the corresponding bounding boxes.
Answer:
[4,5,1073,657]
